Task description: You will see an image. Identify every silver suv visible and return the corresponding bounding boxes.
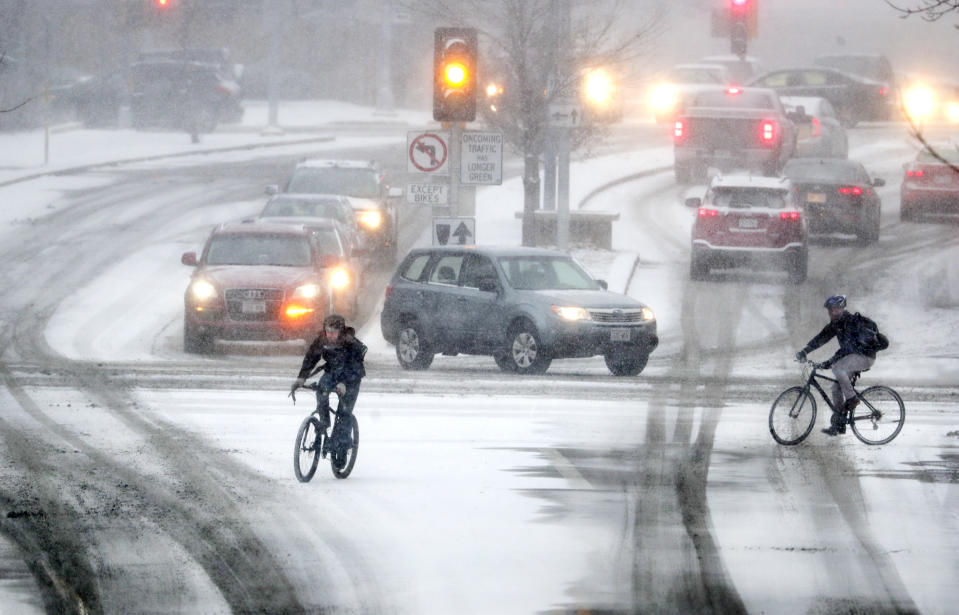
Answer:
[380,246,658,376]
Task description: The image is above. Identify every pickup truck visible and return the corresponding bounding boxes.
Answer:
[673,86,796,183]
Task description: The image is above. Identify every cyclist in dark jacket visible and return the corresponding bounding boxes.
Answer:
[290,314,366,453]
[795,295,876,436]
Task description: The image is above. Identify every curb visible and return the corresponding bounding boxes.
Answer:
[0,134,336,189]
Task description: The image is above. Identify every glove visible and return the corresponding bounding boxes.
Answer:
[335,382,346,397]
[795,350,806,362]
[820,359,833,370]
[289,378,305,400]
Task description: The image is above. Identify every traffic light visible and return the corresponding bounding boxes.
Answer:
[433,27,477,123]
[711,0,758,39]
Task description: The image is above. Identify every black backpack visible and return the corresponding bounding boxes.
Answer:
[853,313,889,353]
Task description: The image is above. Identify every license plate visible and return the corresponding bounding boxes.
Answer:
[738,217,759,229]
[610,329,630,342]
[807,192,827,203]
[241,300,266,314]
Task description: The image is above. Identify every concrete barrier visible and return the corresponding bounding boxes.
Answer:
[514,210,620,249]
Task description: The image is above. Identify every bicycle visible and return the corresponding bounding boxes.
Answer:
[769,359,905,445]
[291,381,359,481]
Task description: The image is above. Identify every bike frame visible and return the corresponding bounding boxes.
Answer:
[801,363,865,421]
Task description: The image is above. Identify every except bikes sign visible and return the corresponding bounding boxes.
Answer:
[407,131,450,175]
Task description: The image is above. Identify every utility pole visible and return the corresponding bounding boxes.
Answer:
[555,0,572,251]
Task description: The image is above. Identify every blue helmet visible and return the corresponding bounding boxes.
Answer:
[823,295,847,309]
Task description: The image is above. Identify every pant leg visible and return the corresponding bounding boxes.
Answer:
[332,381,361,447]
[831,353,875,407]
[314,372,335,426]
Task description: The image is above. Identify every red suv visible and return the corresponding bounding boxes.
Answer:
[181,222,333,353]
[900,147,959,222]
[687,175,808,283]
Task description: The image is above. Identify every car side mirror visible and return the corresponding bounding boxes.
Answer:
[388,186,404,198]
[265,184,278,195]
[596,279,609,290]
[318,254,340,268]
[684,197,702,208]
[872,177,886,187]
[478,278,500,293]
[181,252,197,266]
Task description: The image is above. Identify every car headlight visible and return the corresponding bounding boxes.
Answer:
[641,306,655,321]
[292,283,321,299]
[552,306,591,321]
[358,210,382,229]
[329,268,350,290]
[648,83,677,113]
[190,280,216,301]
[946,101,959,123]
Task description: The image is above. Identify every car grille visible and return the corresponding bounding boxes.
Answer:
[589,308,646,323]
[225,288,285,321]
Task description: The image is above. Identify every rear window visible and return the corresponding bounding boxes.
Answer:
[917,149,959,165]
[784,161,864,183]
[263,197,342,219]
[708,188,789,210]
[205,235,312,266]
[287,168,380,198]
[671,67,724,84]
[691,90,775,109]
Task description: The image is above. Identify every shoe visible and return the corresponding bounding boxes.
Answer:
[821,425,845,436]
[331,450,347,470]
[844,397,860,412]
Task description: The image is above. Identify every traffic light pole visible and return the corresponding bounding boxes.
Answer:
[449,122,462,216]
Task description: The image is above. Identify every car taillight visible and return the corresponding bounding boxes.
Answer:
[673,119,686,141]
[759,120,776,146]
[726,86,741,95]
[780,211,801,221]
[385,284,393,299]
[906,169,925,177]
[698,208,719,218]
[838,186,863,196]
[879,86,889,96]
[811,116,821,137]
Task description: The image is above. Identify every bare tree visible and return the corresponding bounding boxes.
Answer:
[0,52,34,114]
[401,0,665,245]
[886,0,959,23]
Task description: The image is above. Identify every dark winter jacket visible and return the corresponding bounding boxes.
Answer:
[802,310,877,364]
[297,332,367,384]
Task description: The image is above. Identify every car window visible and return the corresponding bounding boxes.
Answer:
[429,254,464,285]
[803,71,828,86]
[499,256,598,291]
[401,253,431,282]
[783,161,859,183]
[287,168,381,198]
[708,188,789,210]
[310,228,344,257]
[205,235,312,266]
[263,198,339,219]
[757,72,788,88]
[917,149,959,164]
[460,254,498,289]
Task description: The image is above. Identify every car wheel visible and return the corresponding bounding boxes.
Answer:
[689,255,709,281]
[395,322,434,370]
[183,319,214,354]
[787,249,807,284]
[900,200,914,222]
[604,350,649,376]
[858,212,880,244]
[505,322,551,375]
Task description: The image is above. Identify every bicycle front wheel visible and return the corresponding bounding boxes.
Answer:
[769,386,817,445]
[851,386,905,445]
[294,416,322,482]
[331,415,359,479]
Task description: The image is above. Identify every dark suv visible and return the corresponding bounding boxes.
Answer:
[130,59,243,132]
[380,246,659,376]
[269,159,403,263]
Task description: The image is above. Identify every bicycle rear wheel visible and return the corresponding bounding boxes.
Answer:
[769,386,817,445]
[331,415,359,479]
[294,416,322,482]
[850,386,905,445]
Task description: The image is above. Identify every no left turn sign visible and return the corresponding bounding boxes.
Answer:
[407,131,450,175]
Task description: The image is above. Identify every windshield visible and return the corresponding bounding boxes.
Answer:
[708,188,789,209]
[784,161,864,183]
[691,90,775,109]
[205,235,312,266]
[499,256,599,291]
[262,197,342,219]
[287,168,380,198]
[310,228,344,256]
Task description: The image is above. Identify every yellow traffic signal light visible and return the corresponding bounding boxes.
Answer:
[433,27,477,122]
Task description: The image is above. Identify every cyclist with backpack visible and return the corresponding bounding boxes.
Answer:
[290,313,367,464]
[795,295,888,436]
